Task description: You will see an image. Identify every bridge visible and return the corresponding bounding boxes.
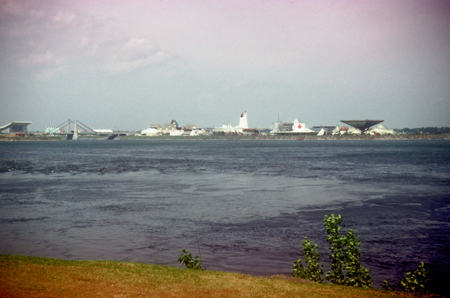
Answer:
[45,119,126,140]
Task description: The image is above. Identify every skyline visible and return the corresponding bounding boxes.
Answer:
[1,0,449,131]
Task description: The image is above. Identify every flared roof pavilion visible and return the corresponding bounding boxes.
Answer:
[0,121,32,133]
[340,120,384,131]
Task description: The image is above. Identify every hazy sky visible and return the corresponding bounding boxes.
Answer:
[1,0,449,131]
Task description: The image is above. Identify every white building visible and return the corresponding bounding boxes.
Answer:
[270,119,316,135]
[141,127,161,136]
[213,111,249,134]
[367,124,396,135]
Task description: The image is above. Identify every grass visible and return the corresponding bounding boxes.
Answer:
[1,255,435,298]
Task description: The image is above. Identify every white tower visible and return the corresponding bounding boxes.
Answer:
[239,111,248,129]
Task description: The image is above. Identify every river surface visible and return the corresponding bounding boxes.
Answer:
[0,140,449,294]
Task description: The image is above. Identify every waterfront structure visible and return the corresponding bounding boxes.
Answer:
[367,124,396,135]
[331,123,395,135]
[94,129,114,133]
[181,124,205,136]
[340,119,384,131]
[239,111,248,130]
[331,125,363,135]
[169,130,183,136]
[336,120,389,135]
[312,126,336,134]
[213,111,249,134]
[45,127,62,134]
[347,127,362,135]
[141,127,161,136]
[0,121,32,134]
[150,124,163,130]
[270,119,317,135]
[140,120,205,136]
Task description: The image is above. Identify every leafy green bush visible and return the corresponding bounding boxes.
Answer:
[323,214,345,284]
[292,214,372,288]
[292,259,307,279]
[292,237,324,282]
[381,280,394,291]
[323,214,372,288]
[178,249,205,270]
[399,262,429,294]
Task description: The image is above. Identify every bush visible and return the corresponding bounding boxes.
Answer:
[292,214,372,288]
[323,214,372,288]
[178,249,205,270]
[323,214,346,284]
[399,262,429,294]
[381,280,394,291]
[292,237,324,282]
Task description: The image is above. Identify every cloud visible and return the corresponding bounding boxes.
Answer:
[28,9,46,18]
[16,50,64,79]
[101,38,171,73]
[39,66,60,80]
[53,10,75,24]
[0,0,30,16]
[28,51,54,65]
[106,51,170,73]
[79,36,90,47]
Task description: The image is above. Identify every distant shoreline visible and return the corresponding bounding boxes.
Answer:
[1,134,449,142]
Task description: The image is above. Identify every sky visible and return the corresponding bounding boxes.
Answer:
[1,0,449,131]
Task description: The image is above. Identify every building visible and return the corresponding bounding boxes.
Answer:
[0,121,32,134]
[367,124,396,135]
[312,126,336,133]
[270,119,317,135]
[340,120,384,131]
[140,120,205,136]
[212,111,249,134]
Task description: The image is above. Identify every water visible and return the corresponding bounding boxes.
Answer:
[1,140,449,294]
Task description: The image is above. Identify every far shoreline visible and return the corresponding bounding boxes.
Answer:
[1,133,449,142]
